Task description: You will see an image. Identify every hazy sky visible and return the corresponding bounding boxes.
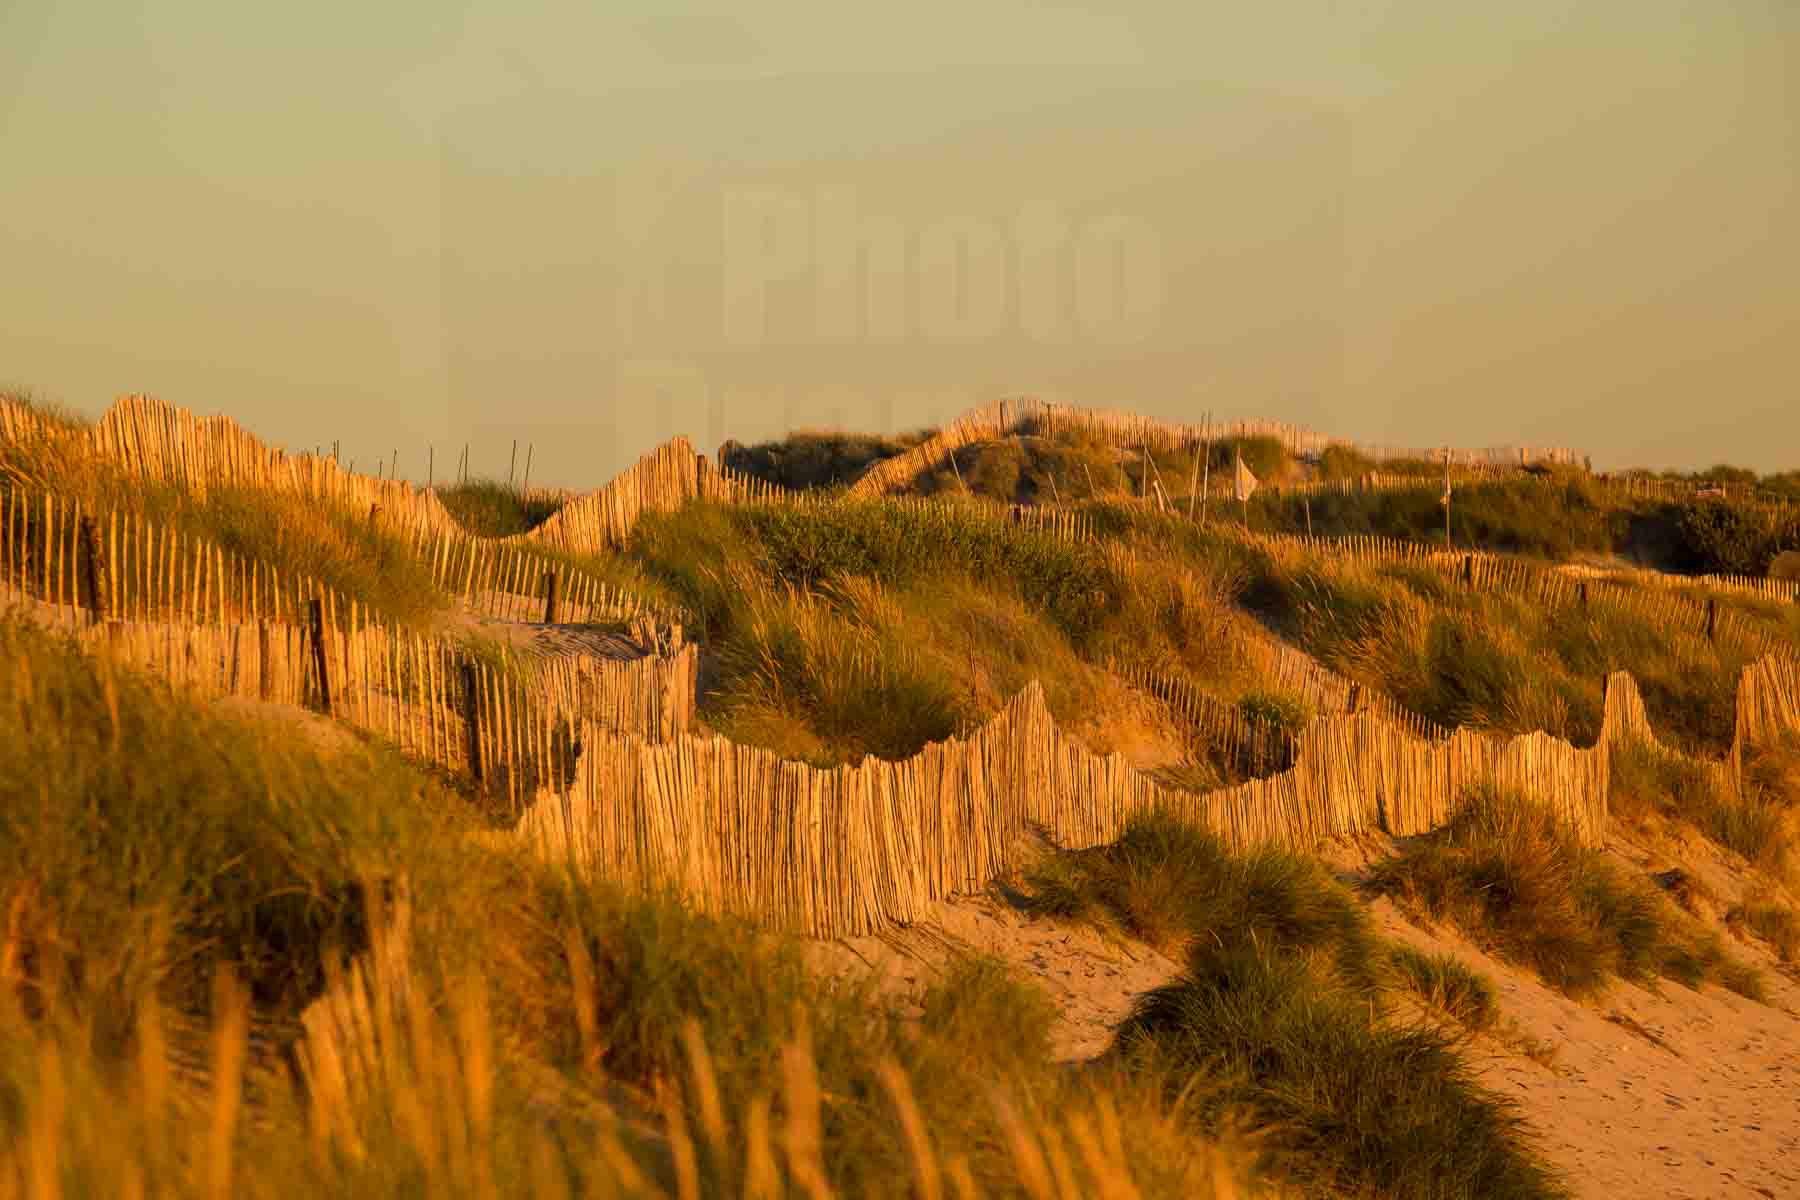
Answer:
[2,1,1794,487]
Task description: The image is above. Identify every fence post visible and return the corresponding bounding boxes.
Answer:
[307,597,332,715]
[1462,555,1474,586]
[462,659,483,784]
[1706,596,1718,642]
[543,568,560,625]
[258,620,272,702]
[1579,581,1589,609]
[78,515,107,624]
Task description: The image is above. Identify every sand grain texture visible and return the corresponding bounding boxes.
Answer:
[808,890,1184,1063]
[1372,895,1800,1200]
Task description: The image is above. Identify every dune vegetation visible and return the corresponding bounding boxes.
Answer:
[5,392,1800,1198]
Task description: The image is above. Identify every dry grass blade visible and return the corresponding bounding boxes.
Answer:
[681,1017,729,1154]
[876,1057,943,1200]
[206,971,250,1200]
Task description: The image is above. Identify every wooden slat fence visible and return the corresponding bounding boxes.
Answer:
[1603,566,1800,607]
[516,647,1800,939]
[1,395,767,556]
[1,568,700,813]
[848,397,1586,496]
[1112,659,1299,778]
[16,394,1800,942]
[0,485,364,631]
[859,492,1097,544]
[0,482,695,641]
[405,523,685,626]
[15,394,1798,577]
[11,545,1800,943]
[1239,528,1796,663]
[512,669,1644,938]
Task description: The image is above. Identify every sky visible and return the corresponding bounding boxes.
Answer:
[1,1,1794,487]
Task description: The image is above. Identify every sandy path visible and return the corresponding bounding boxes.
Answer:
[441,599,659,663]
[818,834,1800,1199]
[1371,896,1800,1200]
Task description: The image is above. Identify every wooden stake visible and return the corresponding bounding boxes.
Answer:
[1143,442,1172,513]
[1200,414,1212,525]
[543,568,560,625]
[46,493,57,608]
[307,596,332,715]
[78,515,106,624]
[258,621,272,702]
[1186,441,1201,519]
[108,510,119,621]
[463,659,483,784]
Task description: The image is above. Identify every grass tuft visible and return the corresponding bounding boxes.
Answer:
[0,619,1263,1198]
[1025,810,1561,1197]
[1022,810,1383,987]
[436,477,563,537]
[1369,787,1764,1001]
[1386,945,1500,1033]
[1114,940,1562,1200]
[1727,901,1800,963]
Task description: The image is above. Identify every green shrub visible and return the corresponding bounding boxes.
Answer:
[1318,444,1377,480]
[0,616,451,1045]
[0,478,448,630]
[1209,435,1291,482]
[914,954,1057,1078]
[719,428,933,490]
[1114,941,1561,1200]
[436,478,562,536]
[1193,525,1744,757]
[625,498,1253,763]
[1368,788,1763,1000]
[735,499,1115,646]
[1697,464,1759,486]
[1386,945,1500,1033]
[1607,738,1709,826]
[1257,477,1628,559]
[961,440,1027,501]
[1039,429,1129,500]
[1673,499,1800,576]
[1023,810,1383,987]
[1728,903,1800,962]
[1611,738,1791,867]
[1238,689,1310,737]
[713,582,968,764]
[1024,808,1558,1197]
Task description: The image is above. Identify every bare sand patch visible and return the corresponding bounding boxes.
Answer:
[808,889,1183,1064]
